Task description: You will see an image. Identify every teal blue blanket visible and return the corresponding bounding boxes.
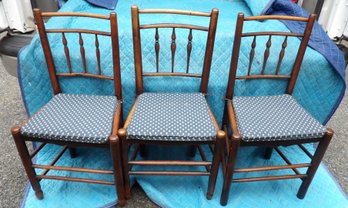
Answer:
[19,0,344,124]
[18,0,347,207]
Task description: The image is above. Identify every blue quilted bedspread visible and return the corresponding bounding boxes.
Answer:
[18,0,345,125]
[18,0,347,207]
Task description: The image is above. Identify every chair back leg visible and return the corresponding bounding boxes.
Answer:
[118,128,131,199]
[207,131,225,199]
[109,136,126,206]
[11,126,43,199]
[220,135,241,206]
[297,129,333,199]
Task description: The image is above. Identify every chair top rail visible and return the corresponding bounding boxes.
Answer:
[244,15,309,22]
[138,9,211,17]
[40,11,110,20]
[46,29,111,36]
[140,23,209,31]
[242,32,303,37]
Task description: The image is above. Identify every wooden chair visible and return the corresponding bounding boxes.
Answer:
[118,6,225,200]
[11,9,126,206]
[220,13,333,205]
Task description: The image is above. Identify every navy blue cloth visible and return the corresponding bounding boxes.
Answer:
[58,0,118,9]
[263,0,346,124]
[85,0,118,9]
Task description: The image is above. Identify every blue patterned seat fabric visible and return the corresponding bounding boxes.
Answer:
[21,93,118,144]
[127,93,217,141]
[232,94,326,142]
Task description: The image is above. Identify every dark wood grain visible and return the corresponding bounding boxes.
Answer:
[126,6,222,202]
[247,36,256,76]
[287,14,316,94]
[95,34,101,75]
[221,13,331,206]
[155,28,160,72]
[33,9,61,94]
[186,29,193,73]
[79,33,87,73]
[62,33,72,73]
[261,35,272,74]
[140,23,208,31]
[200,8,218,94]
[132,6,144,95]
[41,12,110,19]
[242,31,303,37]
[171,28,176,72]
[15,9,125,205]
[275,36,288,75]
[46,29,111,36]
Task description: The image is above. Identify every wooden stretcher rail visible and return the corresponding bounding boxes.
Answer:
[129,171,211,176]
[36,175,114,185]
[32,164,113,174]
[197,145,211,172]
[274,147,302,176]
[30,143,46,158]
[128,160,212,166]
[232,174,307,183]
[39,145,68,177]
[234,163,311,173]
[138,9,211,17]
[298,144,314,159]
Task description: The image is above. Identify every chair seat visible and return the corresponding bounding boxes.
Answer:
[232,94,326,142]
[21,93,118,144]
[127,93,217,142]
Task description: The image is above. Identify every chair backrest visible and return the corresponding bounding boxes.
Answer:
[33,9,122,99]
[225,13,316,99]
[131,6,219,95]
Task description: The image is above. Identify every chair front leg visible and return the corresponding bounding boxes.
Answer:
[11,125,43,199]
[207,130,226,199]
[297,128,333,199]
[118,128,131,199]
[110,136,126,206]
[220,134,240,206]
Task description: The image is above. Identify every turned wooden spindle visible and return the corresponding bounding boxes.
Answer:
[155,28,160,72]
[186,29,193,73]
[62,32,72,73]
[79,32,87,73]
[95,34,101,75]
[247,36,256,76]
[261,35,272,74]
[275,36,288,75]
[171,28,176,73]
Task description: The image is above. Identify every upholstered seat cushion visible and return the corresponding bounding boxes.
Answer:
[21,93,118,144]
[232,94,326,142]
[127,93,217,141]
